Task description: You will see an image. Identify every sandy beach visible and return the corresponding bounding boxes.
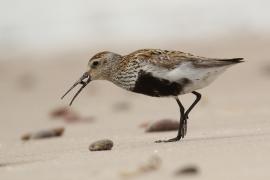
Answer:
[0,33,270,180]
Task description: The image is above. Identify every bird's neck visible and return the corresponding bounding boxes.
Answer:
[108,57,141,91]
[102,55,123,81]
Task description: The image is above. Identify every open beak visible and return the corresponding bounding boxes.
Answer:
[61,72,91,106]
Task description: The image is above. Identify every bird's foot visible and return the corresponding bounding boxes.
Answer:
[155,122,187,143]
[155,136,182,143]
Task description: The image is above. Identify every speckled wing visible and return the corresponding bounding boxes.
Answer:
[125,49,243,70]
[125,49,198,69]
[124,49,243,95]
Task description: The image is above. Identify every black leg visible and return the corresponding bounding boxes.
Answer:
[184,91,201,119]
[155,96,185,143]
[182,91,201,136]
[155,92,202,143]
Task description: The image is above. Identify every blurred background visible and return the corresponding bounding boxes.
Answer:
[1,0,270,58]
[0,1,270,179]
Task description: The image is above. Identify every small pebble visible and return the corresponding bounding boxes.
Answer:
[89,139,113,151]
[120,155,162,178]
[50,107,80,121]
[50,107,94,123]
[50,107,70,118]
[138,155,161,172]
[62,112,81,123]
[21,127,65,141]
[145,119,179,132]
[175,165,199,176]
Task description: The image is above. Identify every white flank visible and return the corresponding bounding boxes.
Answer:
[148,62,233,94]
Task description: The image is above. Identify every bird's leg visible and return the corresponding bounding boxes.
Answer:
[182,91,201,136]
[184,91,202,119]
[155,97,185,143]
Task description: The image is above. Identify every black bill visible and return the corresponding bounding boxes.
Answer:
[61,72,91,106]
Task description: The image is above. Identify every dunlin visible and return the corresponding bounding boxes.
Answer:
[61,49,243,142]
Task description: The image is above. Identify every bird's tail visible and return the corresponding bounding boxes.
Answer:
[194,58,244,68]
[217,58,244,64]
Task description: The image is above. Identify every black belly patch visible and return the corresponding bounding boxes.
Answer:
[132,70,191,97]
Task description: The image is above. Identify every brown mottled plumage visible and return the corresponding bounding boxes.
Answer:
[123,49,198,68]
[62,49,244,142]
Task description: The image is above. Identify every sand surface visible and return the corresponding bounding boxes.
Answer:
[0,35,270,180]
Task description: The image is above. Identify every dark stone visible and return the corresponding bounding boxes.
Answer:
[21,127,65,141]
[89,139,113,151]
[175,165,199,176]
[145,119,179,132]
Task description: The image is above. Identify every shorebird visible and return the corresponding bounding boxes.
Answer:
[61,49,243,142]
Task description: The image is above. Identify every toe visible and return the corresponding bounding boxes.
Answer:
[155,137,181,143]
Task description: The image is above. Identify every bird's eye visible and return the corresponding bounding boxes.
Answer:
[92,61,99,67]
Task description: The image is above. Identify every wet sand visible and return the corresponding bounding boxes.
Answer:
[0,34,270,180]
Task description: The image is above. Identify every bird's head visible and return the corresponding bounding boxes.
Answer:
[61,51,121,106]
[87,51,121,80]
